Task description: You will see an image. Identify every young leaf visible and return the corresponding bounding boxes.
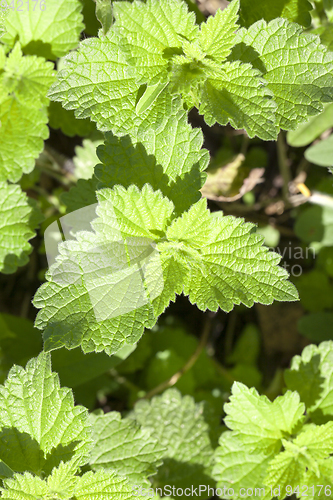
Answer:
[34,185,298,355]
[0,352,92,476]
[239,0,312,28]
[132,388,215,497]
[285,341,333,424]
[230,19,333,131]
[263,445,304,500]
[224,382,305,453]
[199,0,240,63]
[73,469,147,500]
[95,109,209,214]
[113,0,199,85]
[2,0,84,60]
[96,0,113,35]
[0,183,36,274]
[89,412,165,483]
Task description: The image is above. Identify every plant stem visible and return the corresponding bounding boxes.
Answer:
[139,314,214,401]
[277,132,291,203]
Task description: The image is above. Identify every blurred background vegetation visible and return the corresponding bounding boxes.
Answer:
[0,0,333,422]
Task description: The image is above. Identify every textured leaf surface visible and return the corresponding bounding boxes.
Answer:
[239,0,312,28]
[132,389,214,495]
[231,19,333,131]
[34,185,297,354]
[113,0,198,85]
[213,432,272,498]
[285,341,333,423]
[224,382,305,453]
[0,182,36,274]
[2,0,84,60]
[0,464,147,500]
[95,109,209,214]
[49,30,175,135]
[0,352,91,475]
[0,45,53,182]
[89,412,165,483]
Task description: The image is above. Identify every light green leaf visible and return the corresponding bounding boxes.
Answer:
[0,352,92,475]
[2,0,84,60]
[89,412,165,483]
[287,103,333,147]
[224,382,305,453]
[113,0,198,85]
[0,45,53,183]
[49,30,176,135]
[294,422,333,460]
[73,136,104,180]
[74,469,147,500]
[285,341,333,424]
[34,186,298,355]
[132,388,215,497]
[230,19,333,131]
[300,458,333,499]
[0,95,49,182]
[0,8,7,39]
[305,134,333,167]
[95,109,209,214]
[1,472,48,499]
[199,0,240,64]
[213,432,272,499]
[199,61,278,140]
[239,0,312,28]
[0,182,36,274]
[263,445,304,499]
[0,43,55,106]
[96,0,113,35]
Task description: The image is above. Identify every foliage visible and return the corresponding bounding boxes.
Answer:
[1,1,333,499]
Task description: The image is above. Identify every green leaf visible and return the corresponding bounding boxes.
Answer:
[89,412,165,484]
[263,445,304,499]
[224,382,305,453]
[73,469,147,500]
[73,136,104,180]
[198,61,278,140]
[301,458,333,499]
[0,182,36,274]
[132,388,215,497]
[113,0,198,85]
[61,177,99,213]
[95,109,209,214]
[49,30,176,135]
[34,186,297,355]
[294,422,333,460]
[0,314,41,383]
[230,19,333,131]
[0,44,55,106]
[239,0,312,28]
[298,312,333,342]
[199,0,240,64]
[2,0,84,60]
[295,206,333,247]
[305,134,333,167]
[0,352,92,476]
[213,432,272,499]
[285,341,333,424]
[0,464,146,500]
[48,101,96,138]
[287,103,333,147]
[96,0,113,35]
[0,45,53,183]
[294,270,333,312]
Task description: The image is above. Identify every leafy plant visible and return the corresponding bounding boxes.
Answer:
[1,0,333,499]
